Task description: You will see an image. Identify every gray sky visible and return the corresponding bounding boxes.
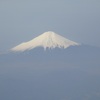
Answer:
[0,0,100,52]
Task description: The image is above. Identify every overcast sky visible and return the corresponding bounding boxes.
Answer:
[0,0,100,52]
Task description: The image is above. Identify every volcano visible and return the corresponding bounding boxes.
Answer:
[0,32,100,100]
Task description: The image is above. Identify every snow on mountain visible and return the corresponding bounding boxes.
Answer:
[11,31,79,52]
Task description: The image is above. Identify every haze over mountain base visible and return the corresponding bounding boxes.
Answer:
[0,45,100,100]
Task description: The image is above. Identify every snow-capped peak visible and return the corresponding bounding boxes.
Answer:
[11,31,79,52]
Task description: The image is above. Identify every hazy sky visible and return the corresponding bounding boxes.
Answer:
[0,0,100,52]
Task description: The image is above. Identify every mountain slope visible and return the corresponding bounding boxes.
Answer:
[11,31,79,52]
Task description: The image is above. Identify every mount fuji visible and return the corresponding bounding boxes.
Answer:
[0,31,100,100]
[11,31,79,52]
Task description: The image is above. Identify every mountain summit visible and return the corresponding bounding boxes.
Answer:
[11,31,79,52]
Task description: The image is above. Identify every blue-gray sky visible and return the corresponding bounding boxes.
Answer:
[0,0,100,52]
